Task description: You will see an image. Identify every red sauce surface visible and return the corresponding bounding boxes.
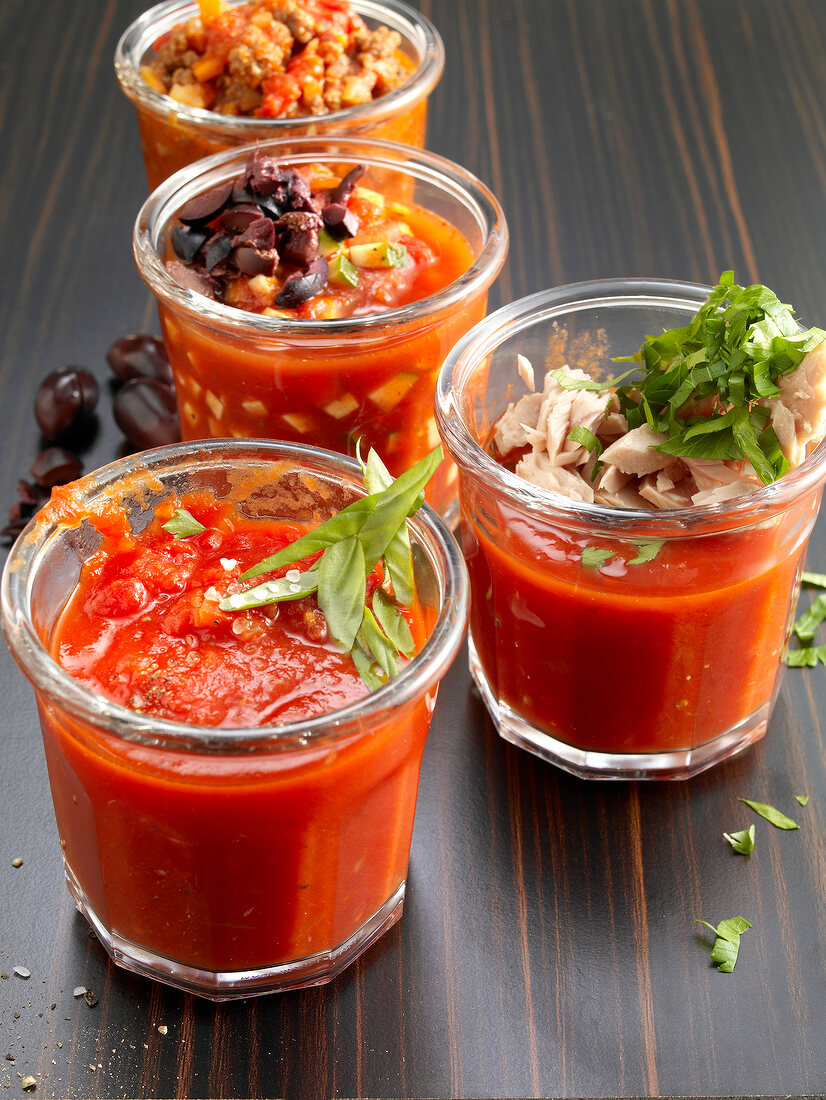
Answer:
[463,486,817,756]
[40,492,433,972]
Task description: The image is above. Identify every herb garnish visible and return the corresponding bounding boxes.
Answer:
[723,825,755,855]
[786,571,826,665]
[627,540,664,565]
[795,794,809,806]
[217,445,441,687]
[162,508,206,539]
[581,546,614,568]
[739,798,799,830]
[559,272,826,484]
[697,916,751,973]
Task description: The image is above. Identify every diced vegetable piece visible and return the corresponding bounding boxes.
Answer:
[386,199,412,217]
[205,390,224,419]
[348,242,408,270]
[324,393,359,420]
[328,254,360,288]
[192,56,224,82]
[241,398,268,418]
[169,83,210,108]
[317,229,341,257]
[368,372,417,412]
[353,186,385,211]
[282,411,315,433]
[140,65,167,94]
[263,307,292,318]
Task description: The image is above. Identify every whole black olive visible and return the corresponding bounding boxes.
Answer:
[113,378,181,450]
[106,334,174,386]
[35,367,99,440]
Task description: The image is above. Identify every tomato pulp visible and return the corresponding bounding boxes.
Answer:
[40,493,433,976]
[462,486,818,758]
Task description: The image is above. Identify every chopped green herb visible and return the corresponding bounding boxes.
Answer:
[794,794,809,806]
[581,546,615,568]
[786,645,826,667]
[628,540,665,565]
[739,798,799,830]
[723,825,755,855]
[697,916,751,973]
[614,272,826,484]
[162,508,206,539]
[801,570,826,588]
[793,593,826,639]
[552,367,637,392]
[567,424,603,481]
[218,446,441,689]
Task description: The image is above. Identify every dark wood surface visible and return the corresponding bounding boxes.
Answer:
[2,1,826,1097]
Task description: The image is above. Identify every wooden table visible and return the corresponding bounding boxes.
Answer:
[2,1,826,1096]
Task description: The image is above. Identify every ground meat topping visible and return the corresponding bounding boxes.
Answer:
[141,0,410,119]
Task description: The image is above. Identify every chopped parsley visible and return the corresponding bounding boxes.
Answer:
[795,794,809,806]
[739,798,799,830]
[697,916,751,973]
[723,825,755,855]
[560,271,825,483]
[162,507,206,539]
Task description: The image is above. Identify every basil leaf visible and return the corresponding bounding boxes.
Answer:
[795,794,809,806]
[359,606,399,680]
[628,540,664,565]
[581,546,615,568]
[360,447,415,605]
[793,593,826,639]
[567,424,603,457]
[350,640,384,691]
[162,508,206,539]
[553,367,638,392]
[801,570,826,588]
[372,587,415,658]
[219,568,319,611]
[697,916,751,973]
[357,447,442,572]
[317,536,365,652]
[241,495,376,580]
[786,644,826,667]
[723,825,755,855]
[739,798,799,830]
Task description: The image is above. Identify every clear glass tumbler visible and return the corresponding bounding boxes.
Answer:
[115,0,445,189]
[133,136,508,525]
[436,279,826,780]
[2,440,468,997]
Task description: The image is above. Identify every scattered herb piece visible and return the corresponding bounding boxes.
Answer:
[628,539,665,565]
[739,798,799,829]
[786,645,826,667]
[795,794,809,806]
[581,546,615,568]
[567,425,603,460]
[801,570,826,587]
[793,593,826,639]
[162,507,206,539]
[697,915,751,973]
[723,824,755,855]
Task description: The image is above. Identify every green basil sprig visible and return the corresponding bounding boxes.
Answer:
[218,445,442,687]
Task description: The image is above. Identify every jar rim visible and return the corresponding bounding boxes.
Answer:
[115,0,445,134]
[132,135,508,337]
[1,440,469,752]
[435,277,826,538]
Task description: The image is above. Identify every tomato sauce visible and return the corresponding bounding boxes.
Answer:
[463,490,815,756]
[40,493,433,973]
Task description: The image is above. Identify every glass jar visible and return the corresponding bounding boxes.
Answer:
[436,279,826,779]
[2,439,468,996]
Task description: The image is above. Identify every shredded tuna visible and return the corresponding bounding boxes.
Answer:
[494,346,826,510]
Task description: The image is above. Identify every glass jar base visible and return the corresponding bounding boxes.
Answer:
[468,637,768,780]
[63,861,405,1000]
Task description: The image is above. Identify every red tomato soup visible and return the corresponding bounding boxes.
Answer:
[462,486,814,757]
[39,491,433,975]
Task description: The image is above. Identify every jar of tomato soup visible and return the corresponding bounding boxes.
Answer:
[116,0,445,190]
[133,136,507,525]
[436,279,826,779]
[1,440,467,997]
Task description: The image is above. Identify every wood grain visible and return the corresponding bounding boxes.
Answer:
[2,1,826,1096]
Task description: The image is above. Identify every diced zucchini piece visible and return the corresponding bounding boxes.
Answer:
[205,390,224,419]
[425,418,442,449]
[263,307,293,318]
[386,199,412,217]
[348,241,408,270]
[328,253,359,288]
[282,411,315,434]
[324,393,359,420]
[317,228,341,257]
[368,372,417,412]
[241,398,268,418]
[353,186,385,211]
